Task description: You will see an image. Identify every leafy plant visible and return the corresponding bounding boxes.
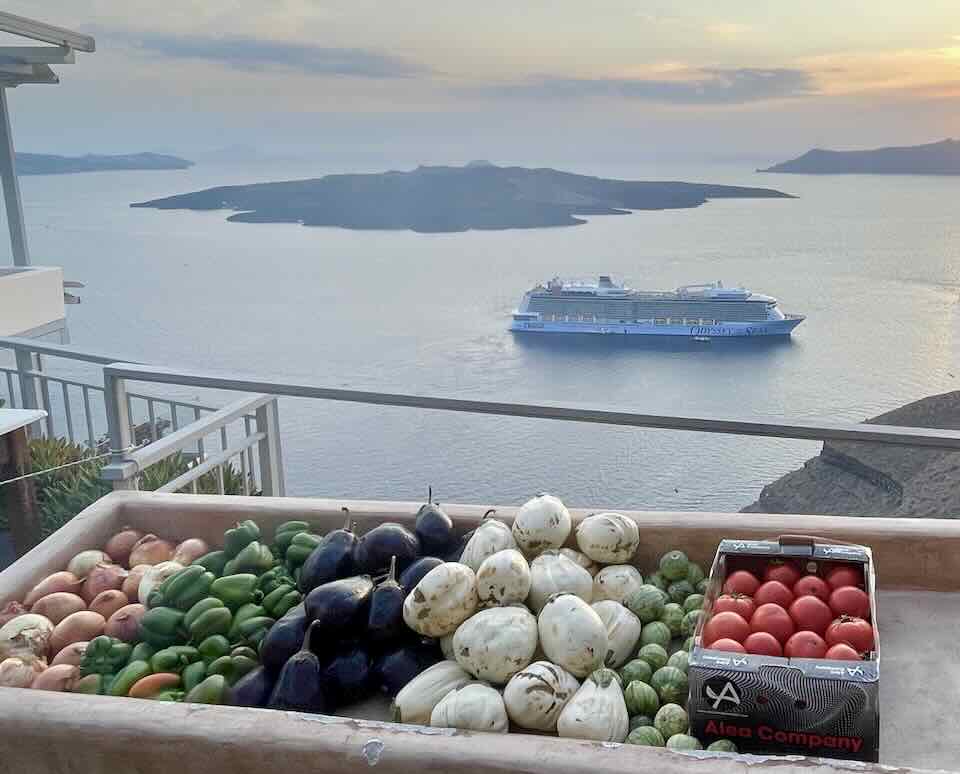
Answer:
[138,452,249,495]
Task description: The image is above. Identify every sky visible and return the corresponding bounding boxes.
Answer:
[3,1,960,165]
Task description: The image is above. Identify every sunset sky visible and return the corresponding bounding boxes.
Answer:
[4,1,960,163]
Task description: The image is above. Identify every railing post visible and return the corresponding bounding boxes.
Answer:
[14,349,42,435]
[101,370,138,490]
[255,398,285,496]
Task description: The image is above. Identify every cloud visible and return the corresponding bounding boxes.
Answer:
[124,32,428,78]
[704,22,754,40]
[477,68,816,105]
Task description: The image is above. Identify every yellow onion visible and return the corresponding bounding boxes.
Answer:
[50,611,105,656]
[0,614,54,663]
[23,572,82,608]
[88,590,129,621]
[51,641,89,667]
[0,602,28,627]
[0,657,45,688]
[30,593,86,625]
[32,664,80,692]
[103,527,144,567]
[66,550,110,579]
[128,534,175,567]
[122,565,150,599]
[104,604,145,643]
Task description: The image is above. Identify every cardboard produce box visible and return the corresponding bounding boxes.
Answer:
[688,536,879,761]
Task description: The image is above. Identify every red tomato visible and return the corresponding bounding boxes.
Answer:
[793,575,830,602]
[754,580,795,609]
[703,611,751,645]
[828,586,870,619]
[825,565,863,590]
[712,594,756,621]
[784,631,827,659]
[825,616,875,652]
[743,631,783,657]
[709,638,746,654]
[750,603,796,645]
[825,643,861,661]
[763,561,801,588]
[723,570,761,597]
[788,595,833,635]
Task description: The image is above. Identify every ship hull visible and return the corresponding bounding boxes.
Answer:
[509,316,803,337]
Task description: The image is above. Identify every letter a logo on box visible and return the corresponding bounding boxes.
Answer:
[704,677,741,711]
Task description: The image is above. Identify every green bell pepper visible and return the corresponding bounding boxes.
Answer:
[182,660,208,692]
[74,674,110,695]
[184,674,228,705]
[230,646,258,661]
[109,660,153,697]
[198,634,232,663]
[151,689,186,702]
[150,646,201,674]
[80,635,133,677]
[284,532,322,572]
[210,574,261,610]
[184,597,226,630]
[223,520,261,558]
[139,607,186,649]
[228,603,267,639]
[188,606,233,642]
[207,654,258,686]
[192,550,229,577]
[129,642,156,664]
[235,615,275,641]
[272,521,310,557]
[149,566,215,611]
[222,541,274,577]
[256,566,295,595]
[262,584,302,618]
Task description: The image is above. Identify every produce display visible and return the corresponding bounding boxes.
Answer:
[0,491,747,756]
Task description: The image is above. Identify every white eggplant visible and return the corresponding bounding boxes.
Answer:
[592,564,644,605]
[459,512,517,572]
[512,493,571,557]
[527,550,593,613]
[453,605,537,684]
[559,548,598,577]
[575,512,640,564]
[430,682,508,733]
[403,562,478,637]
[557,667,629,742]
[503,660,580,732]
[391,660,473,725]
[537,592,607,678]
[476,549,531,606]
[440,633,456,661]
[591,600,643,668]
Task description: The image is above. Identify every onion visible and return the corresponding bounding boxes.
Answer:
[88,590,129,621]
[137,561,184,604]
[23,572,82,608]
[0,614,54,662]
[104,527,144,567]
[0,602,28,627]
[128,534,175,567]
[81,563,127,605]
[30,593,86,625]
[122,565,150,599]
[172,538,209,566]
[51,641,88,667]
[67,550,110,579]
[50,611,105,656]
[105,604,146,643]
[32,664,80,692]
[0,657,45,688]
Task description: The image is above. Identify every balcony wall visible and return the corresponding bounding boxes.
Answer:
[0,266,65,339]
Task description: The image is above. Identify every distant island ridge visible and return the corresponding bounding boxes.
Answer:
[131,161,792,233]
[16,152,193,175]
[759,138,960,174]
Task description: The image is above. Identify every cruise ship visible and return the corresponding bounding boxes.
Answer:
[510,276,804,338]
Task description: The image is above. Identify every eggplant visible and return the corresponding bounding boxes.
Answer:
[304,575,374,650]
[414,487,455,556]
[322,645,374,706]
[298,507,357,593]
[373,641,443,696]
[227,666,274,708]
[267,621,329,713]
[399,556,444,591]
[259,603,307,675]
[354,522,420,575]
[367,556,405,642]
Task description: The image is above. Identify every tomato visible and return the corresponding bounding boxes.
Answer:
[825,643,861,661]
[750,603,795,645]
[723,570,760,597]
[793,575,830,602]
[763,561,801,588]
[703,611,751,645]
[825,616,874,652]
[828,586,870,619]
[754,580,795,609]
[709,638,746,654]
[712,593,756,621]
[825,565,863,590]
[788,595,833,635]
[784,631,827,659]
[743,631,783,657]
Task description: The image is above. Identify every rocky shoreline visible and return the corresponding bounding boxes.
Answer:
[743,391,960,518]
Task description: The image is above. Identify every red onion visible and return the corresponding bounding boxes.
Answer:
[104,527,144,567]
[104,604,146,643]
[30,593,86,625]
[172,538,209,566]
[128,534,175,567]
[23,572,82,608]
[80,563,127,605]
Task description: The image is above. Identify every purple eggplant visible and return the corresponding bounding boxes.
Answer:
[354,523,420,575]
[298,507,357,593]
[414,487,455,556]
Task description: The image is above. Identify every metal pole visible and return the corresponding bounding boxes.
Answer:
[255,399,284,496]
[103,371,137,490]
[0,88,30,267]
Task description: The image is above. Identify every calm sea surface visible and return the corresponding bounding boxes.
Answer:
[4,158,959,512]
